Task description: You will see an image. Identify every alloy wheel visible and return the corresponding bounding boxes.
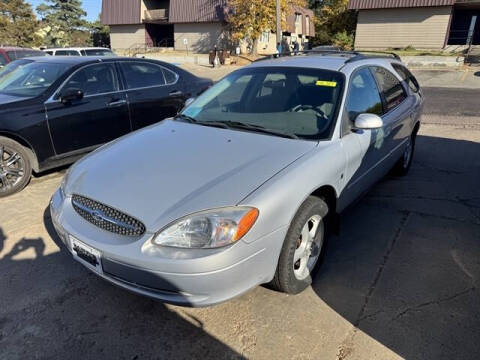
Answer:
[0,145,25,193]
[293,215,323,280]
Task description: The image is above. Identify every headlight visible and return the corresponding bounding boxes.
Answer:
[152,207,259,249]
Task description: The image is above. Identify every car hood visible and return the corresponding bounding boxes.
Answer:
[66,119,316,232]
[0,93,30,105]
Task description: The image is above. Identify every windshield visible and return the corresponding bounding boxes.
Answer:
[182,67,345,140]
[0,59,33,79]
[6,50,46,61]
[84,49,115,56]
[0,61,70,97]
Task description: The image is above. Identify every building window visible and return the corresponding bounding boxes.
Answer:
[260,31,270,43]
[295,13,302,34]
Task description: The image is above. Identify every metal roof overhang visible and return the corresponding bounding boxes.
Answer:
[348,0,456,10]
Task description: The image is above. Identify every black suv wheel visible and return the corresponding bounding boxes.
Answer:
[0,137,32,197]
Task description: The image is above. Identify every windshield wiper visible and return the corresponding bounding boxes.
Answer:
[176,116,298,139]
[175,115,230,130]
[175,114,196,123]
[216,121,299,140]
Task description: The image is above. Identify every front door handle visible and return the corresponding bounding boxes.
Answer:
[107,99,127,107]
[169,90,183,97]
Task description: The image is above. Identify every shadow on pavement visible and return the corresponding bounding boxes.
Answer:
[0,210,245,359]
[313,135,480,360]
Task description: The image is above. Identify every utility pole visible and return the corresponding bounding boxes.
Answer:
[276,0,281,45]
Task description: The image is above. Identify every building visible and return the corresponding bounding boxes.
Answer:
[101,0,314,53]
[348,0,480,50]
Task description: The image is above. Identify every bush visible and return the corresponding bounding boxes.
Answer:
[332,31,354,50]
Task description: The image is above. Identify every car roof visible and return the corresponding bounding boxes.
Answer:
[14,56,169,66]
[248,51,403,72]
[45,47,112,51]
[249,54,350,71]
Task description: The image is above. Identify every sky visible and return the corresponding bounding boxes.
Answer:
[26,0,102,22]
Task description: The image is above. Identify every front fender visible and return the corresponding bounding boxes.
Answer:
[239,140,345,244]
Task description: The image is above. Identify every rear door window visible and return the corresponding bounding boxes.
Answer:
[120,62,166,89]
[371,66,407,112]
[0,54,6,66]
[392,64,420,93]
[346,68,383,121]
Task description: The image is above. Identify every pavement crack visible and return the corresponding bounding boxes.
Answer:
[391,287,475,321]
[456,197,480,223]
[354,211,411,327]
[336,212,410,360]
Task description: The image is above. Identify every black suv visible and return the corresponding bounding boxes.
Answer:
[0,56,212,196]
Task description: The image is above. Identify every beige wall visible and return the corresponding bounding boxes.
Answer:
[354,7,452,50]
[174,23,225,53]
[110,24,146,51]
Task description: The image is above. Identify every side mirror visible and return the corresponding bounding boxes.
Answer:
[354,113,383,130]
[184,97,195,108]
[60,88,83,104]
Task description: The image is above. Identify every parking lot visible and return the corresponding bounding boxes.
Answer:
[1,66,479,360]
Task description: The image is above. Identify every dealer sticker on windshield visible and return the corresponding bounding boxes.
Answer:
[315,80,337,87]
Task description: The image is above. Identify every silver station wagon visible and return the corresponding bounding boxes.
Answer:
[50,51,423,306]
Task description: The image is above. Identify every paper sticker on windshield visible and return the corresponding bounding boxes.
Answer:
[315,80,337,87]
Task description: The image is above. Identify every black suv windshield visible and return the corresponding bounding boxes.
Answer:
[182,67,345,140]
[0,61,70,97]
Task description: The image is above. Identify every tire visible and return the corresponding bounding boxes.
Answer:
[0,136,32,197]
[270,196,329,294]
[392,131,417,176]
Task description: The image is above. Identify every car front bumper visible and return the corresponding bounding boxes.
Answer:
[50,189,287,307]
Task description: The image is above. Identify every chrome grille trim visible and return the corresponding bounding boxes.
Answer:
[72,194,146,236]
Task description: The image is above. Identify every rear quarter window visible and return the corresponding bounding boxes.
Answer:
[371,66,407,112]
[392,63,420,93]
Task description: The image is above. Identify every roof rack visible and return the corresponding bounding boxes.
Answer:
[254,49,400,63]
[344,50,400,63]
[254,50,357,62]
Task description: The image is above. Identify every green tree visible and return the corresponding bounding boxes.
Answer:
[0,0,40,47]
[37,0,87,47]
[311,0,356,49]
[89,16,110,48]
[227,0,307,55]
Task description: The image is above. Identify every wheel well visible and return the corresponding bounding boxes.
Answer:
[0,132,39,172]
[413,122,420,136]
[311,185,337,215]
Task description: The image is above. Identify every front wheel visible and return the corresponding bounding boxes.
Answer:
[0,137,32,197]
[270,196,328,294]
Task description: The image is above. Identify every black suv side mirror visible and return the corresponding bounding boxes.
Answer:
[60,88,84,104]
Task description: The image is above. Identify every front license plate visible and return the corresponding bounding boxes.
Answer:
[70,236,103,273]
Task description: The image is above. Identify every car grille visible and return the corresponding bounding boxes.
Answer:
[72,194,146,236]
